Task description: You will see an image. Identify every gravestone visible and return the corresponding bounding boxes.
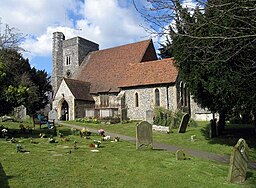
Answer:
[227,138,249,183]
[48,109,58,124]
[178,113,190,133]
[136,121,153,150]
[176,149,186,160]
[209,119,217,138]
[14,105,27,120]
[146,110,154,124]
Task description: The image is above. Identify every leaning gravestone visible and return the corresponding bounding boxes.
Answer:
[48,109,58,124]
[136,121,153,150]
[178,113,190,133]
[227,138,249,183]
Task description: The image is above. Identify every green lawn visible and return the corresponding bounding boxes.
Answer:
[0,121,255,187]
[67,120,256,161]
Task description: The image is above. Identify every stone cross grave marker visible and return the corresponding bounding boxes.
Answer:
[48,109,58,124]
[178,113,190,133]
[136,121,153,150]
[227,138,249,183]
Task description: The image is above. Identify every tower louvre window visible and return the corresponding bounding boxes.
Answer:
[65,55,71,66]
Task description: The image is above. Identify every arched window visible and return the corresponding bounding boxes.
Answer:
[135,92,139,107]
[155,89,160,106]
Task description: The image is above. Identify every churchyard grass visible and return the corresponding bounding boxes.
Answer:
[0,121,256,187]
[69,120,256,161]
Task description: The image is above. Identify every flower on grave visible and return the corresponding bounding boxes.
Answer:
[93,140,101,148]
[98,129,105,136]
[114,137,120,142]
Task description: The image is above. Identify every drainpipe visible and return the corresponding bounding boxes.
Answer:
[166,85,169,109]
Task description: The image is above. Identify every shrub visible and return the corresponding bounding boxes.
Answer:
[153,107,173,127]
[153,108,196,129]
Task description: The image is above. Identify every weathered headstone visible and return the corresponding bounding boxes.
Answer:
[14,105,27,120]
[227,138,249,183]
[209,119,217,138]
[48,109,58,124]
[146,110,154,124]
[136,121,153,150]
[178,113,190,133]
[176,149,186,160]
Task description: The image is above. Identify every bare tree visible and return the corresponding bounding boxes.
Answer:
[0,18,25,51]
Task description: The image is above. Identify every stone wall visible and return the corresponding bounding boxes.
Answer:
[123,84,177,120]
[52,32,99,96]
[189,96,216,121]
[62,37,99,79]
[52,32,65,95]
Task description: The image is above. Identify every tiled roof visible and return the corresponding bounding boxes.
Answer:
[64,78,94,101]
[118,58,178,88]
[74,39,157,93]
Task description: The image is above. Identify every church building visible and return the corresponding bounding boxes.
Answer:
[52,32,211,121]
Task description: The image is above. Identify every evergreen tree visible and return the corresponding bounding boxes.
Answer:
[137,0,256,129]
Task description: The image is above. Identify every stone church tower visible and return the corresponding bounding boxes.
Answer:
[52,32,99,95]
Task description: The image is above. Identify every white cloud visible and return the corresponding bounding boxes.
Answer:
[78,0,149,49]
[18,0,150,59]
[1,0,153,72]
[0,0,82,35]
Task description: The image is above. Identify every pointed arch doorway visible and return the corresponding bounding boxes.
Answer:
[61,100,69,121]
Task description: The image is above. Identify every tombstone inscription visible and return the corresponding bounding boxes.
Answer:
[178,113,190,133]
[227,138,249,183]
[136,121,153,150]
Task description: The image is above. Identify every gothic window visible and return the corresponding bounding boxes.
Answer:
[155,89,160,106]
[135,92,139,107]
[65,55,71,66]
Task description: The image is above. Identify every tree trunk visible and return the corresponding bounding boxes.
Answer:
[218,112,226,135]
[252,111,256,135]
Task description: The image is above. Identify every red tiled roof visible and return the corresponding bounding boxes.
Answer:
[118,58,178,88]
[74,39,158,93]
[64,78,94,101]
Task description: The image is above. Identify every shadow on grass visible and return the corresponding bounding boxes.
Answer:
[0,163,10,188]
[201,123,256,150]
[1,126,76,140]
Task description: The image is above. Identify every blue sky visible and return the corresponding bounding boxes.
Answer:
[0,0,197,76]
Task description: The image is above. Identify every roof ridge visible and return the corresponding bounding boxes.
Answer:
[94,39,151,53]
[138,39,153,63]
